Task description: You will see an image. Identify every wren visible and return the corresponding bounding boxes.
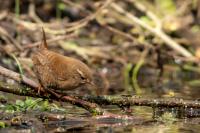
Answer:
[32,28,94,94]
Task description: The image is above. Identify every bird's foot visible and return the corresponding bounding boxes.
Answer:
[37,85,45,95]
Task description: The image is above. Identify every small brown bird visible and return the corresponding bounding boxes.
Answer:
[32,28,94,93]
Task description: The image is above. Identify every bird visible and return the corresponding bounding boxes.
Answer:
[31,28,95,94]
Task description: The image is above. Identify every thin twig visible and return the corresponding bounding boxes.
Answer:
[11,0,113,35]
[23,32,77,49]
[110,3,194,58]
[0,26,23,51]
[28,1,43,23]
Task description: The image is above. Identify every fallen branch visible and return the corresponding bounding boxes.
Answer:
[80,95,200,108]
[0,66,38,89]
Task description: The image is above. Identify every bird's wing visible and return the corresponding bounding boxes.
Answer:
[48,55,74,81]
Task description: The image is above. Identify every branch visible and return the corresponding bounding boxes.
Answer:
[0,66,38,89]
[80,95,200,108]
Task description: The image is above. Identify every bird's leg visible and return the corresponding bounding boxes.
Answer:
[45,88,66,107]
[37,84,45,95]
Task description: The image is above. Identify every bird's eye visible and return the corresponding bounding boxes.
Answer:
[77,69,86,81]
[80,75,85,80]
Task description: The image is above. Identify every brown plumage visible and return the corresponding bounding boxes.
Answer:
[32,28,94,93]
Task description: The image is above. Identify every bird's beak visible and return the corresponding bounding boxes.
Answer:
[85,79,95,86]
[89,81,95,86]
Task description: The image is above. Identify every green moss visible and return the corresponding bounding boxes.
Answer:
[0,121,6,128]
[2,97,65,113]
